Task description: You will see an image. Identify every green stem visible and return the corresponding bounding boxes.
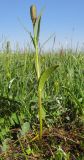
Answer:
[38,88,42,139]
[35,38,42,139]
[35,41,40,79]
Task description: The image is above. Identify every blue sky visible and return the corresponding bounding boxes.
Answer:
[0,0,84,50]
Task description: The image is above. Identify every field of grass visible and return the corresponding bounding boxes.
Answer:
[0,50,84,159]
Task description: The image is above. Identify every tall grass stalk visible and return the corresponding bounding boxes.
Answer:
[30,5,59,139]
[30,5,42,139]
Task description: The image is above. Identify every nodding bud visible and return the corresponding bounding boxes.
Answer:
[30,5,37,26]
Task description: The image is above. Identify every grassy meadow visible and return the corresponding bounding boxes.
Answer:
[0,49,84,159]
[0,4,84,160]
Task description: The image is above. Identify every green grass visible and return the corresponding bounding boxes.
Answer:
[0,50,84,159]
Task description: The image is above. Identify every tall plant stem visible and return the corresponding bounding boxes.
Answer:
[35,41,40,79]
[38,88,42,139]
[35,38,42,139]
[30,5,43,139]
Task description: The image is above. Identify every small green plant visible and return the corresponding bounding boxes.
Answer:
[55,146,70,160]
[29,5,59,139]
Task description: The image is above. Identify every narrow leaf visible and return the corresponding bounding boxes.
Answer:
[8,78,16,89]
[34,14,41,41]
[39,33,55,52]
[11,113,19,124]
[38,65,59,92]
[62,86,81,108]
[34,7,45,41]
[18,17,30,35]
[37,16,41,42]
[30,32,35,48]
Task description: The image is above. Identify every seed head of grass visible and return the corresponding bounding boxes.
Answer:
[30,5,37,26]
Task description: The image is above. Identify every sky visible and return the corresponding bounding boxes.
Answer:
[0,0,84,50]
